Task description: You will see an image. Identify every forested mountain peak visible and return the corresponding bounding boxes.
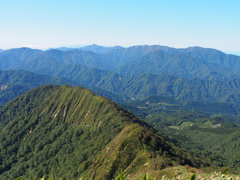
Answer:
[0,85,206,179]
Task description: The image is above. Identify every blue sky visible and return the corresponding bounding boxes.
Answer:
[0,0,240,52]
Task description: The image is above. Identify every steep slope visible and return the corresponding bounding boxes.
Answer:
[0,85,59,130]
[0,85,205,179]
[88,86,129,103]
[121,97,240,170]
[89,123,199,179]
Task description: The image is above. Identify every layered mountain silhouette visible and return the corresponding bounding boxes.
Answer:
[0,69,126,106]
[0,70,77,106]
[1,45,240,104]
[1,45,240,80]
[1,45,240,178]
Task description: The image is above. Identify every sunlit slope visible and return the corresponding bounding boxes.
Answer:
[0,85,205,179]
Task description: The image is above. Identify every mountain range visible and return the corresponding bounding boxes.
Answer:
[1,45,240,81]
[0,70,77,106]
[0,69,127,107]
[1,45,240,104]
[1,44,240,178]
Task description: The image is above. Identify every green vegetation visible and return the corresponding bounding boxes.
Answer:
[115,46,240,81]
[121,96,240,171]
[1,45,240,179]
[7,167,240,180]
[0,70,77,106]
[0,69,127,107]
[121,95,240,118]
[0,85,208,179]
[1,46,240,104]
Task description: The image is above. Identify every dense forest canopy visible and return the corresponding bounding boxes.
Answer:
[1,45,240,179]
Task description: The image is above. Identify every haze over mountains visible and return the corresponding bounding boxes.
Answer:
[2,45,240,80]
[1,45,240,104]
[0,70,78,106]
[0,69,127,107]
[1,44,240,178]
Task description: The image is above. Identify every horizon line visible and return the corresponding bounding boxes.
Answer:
[1,44,240,56]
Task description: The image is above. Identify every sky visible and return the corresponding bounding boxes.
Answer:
[0,0,240,53]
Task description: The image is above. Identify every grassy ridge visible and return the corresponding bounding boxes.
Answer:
[0,85,207,179]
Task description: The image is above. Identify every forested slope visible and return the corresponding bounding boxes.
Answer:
[0,85,206,179]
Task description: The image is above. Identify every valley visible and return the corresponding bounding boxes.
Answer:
[1,45,240,179]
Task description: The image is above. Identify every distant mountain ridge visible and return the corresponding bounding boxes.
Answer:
[52,44,123,54]
[0,69,77,106]
[115,46,240,81]
[225,51,240,56]
[1,45,240,81]
[1,45,240,104]
[0,69,127,106]
[4,57,240,104]
[79,44,124,54]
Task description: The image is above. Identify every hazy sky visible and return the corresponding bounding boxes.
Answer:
[0,0,239,52]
